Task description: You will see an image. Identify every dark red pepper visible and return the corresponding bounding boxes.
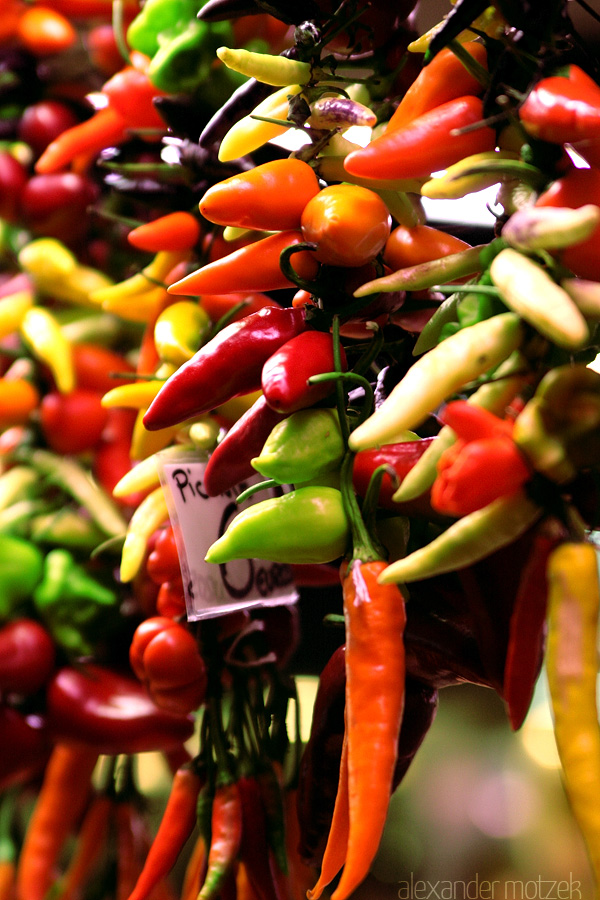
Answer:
[203,394,287,497]
[0,618,55,696]
[238,774,284,900]
[261,330,347,414]
[143,306,307,431]
[0,705,51,791]
[45,663,195,754]
[352,438,436,514]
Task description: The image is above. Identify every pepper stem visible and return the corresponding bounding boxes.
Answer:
[340,450,380,564]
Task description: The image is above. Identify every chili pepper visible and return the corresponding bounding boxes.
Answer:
[383,223,471,271]
[300,184,391,269]
[45,664,195,754]
[200,776,243,900]
[0,618,55,696]
[535,166,600,281]
[352,438,435,510]
[126,0,200,57]
[15,742,99,900]
[181,834,207,900]
[0,533,44,619]
[502,203,600,252]
[205,485,350,565]
[126,764,204,900]
[349,312,524,451]
[253,407,345,486]
[430,400,532,517]
[199,291,280,323]
[72,343,136,394]
[143,306,306,431]
[378,489,542,586]
[58,791,114,900]
[546,541,600,891]
[306,731,349,900]
[217,83,304,162]
[355,241,487,296]
[128,212,202,253]
[387,41,488,133]
[203,394,286,497]
[130,616,207,714]
[199,159,320,232]
[0,289,33,339]
[237,775,281,900]
[261,331,347,414]
[156,579,187,617]
[420,149,525,200]
[519,64,600,145]
[217,46,311,86]
[153,301,211,366]
[0,793,16,900]
[16,5,76,55]
[343,96,496,182]
[120,486,170,583]
[20,306,75,393]
[102,380,165,411]
[147,524,181,584]
[35,105,128,175]
[561,278,600,318]
[92,250,187,309]
[489,247,589,349]
[503,526,562,731]
[167,231,319,297]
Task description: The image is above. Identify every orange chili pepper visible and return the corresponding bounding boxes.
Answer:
[59,793,114,900]
[344,95,496,181]
[383,223,471,270]
[0,0,26,43]
[0,379,40,428]
[307,731,349,900]
[15,743,99,900]
[200,778,243,900]
[180,834,207,900]
[35,106,128,175]
[198,291,280,322]
[16,6,77,55]
[128,213,202,253]
[387,41,488,132]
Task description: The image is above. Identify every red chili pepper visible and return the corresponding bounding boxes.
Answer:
[156,579,186,618]
[386,41,488,132]
[129,617,207,715]
[16,5,77,56]
[146,525,181,585]
[45,664,195,754]
[0,706,51,792]
[0,618,55,696]
[535,165,600,280]
[261,330,347,414]
[503,528,564,730]
[101,54,167,131]
[519,64,600,145]
[15,743,99,900]
[198,292,281,323]
[343,95,496,181]
[143,306,306,431]
[59,792,114,900]
[128,212,202,253]
[181,834,207,900]
[200,777,243,900]
[352,438,436,512]
[35,105,129,175]
[72,342,136,393]
[126,764,204,900]
[238,775,283,900]
[166,231,319,297]
[430,401,531,517]
[40,388,109,455]
[199,158,321,232]
[203,394,287,497]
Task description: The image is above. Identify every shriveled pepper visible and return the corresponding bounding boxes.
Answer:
[143,306,306,431]
[205,486,350,565]
[546,541,600,892]
[343,96,496,181]
[199,158,320,232]
[252,407,345,486]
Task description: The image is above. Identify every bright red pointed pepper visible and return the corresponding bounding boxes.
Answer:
[261,330,347,414]
[143,306,306,431]
[519,64,600,145]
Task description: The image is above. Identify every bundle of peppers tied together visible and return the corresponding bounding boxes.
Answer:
[2,0,600,896]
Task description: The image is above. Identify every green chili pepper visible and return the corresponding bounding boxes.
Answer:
[349,312,524,452]
[149,19,234,94]
[0,533,44,619]
[489,249,589,350]
[378,490,542,585]
[251,408,345,485]
[205,486,350,565]
[127,0,198,58]
[33,548,118,656]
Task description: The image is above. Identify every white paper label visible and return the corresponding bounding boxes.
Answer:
[158,451,298,621]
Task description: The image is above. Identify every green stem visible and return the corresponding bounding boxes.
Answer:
[236,479,278,505]
[447,38,490,88]
[332,315,350,447]
[279,242,320,294]
[111,0,132,66]
[340,450,379,564]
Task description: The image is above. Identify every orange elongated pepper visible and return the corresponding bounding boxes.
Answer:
[344,96,496,181]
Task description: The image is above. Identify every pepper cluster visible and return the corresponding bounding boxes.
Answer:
[2,0,600,898]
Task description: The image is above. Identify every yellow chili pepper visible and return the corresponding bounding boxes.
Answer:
[130,410,181,461]
[546,541,600,893]
[120,485,170,582]
[218,84,304,162]
[99,285,170,323]
[154,301,211,366]
[91,251,187,305]
[348,312,524,451]
[19,307,75,393]
[216,46,311,87]
[408,4,505,52]
[420,150,521,199]
[378,490,542,585]
[18,237,77,282]
[113,443,193,498]
[102,380,166,410]
[490,248,590,350]
[0,290,34,339]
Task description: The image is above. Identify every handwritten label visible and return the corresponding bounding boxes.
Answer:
[158,451,298,621]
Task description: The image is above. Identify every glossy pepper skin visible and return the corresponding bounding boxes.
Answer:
[203,394,287,497]
[261,330,347,414]
[44,664,195,755]
[252,407,345,485]
[143,306,306,431]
